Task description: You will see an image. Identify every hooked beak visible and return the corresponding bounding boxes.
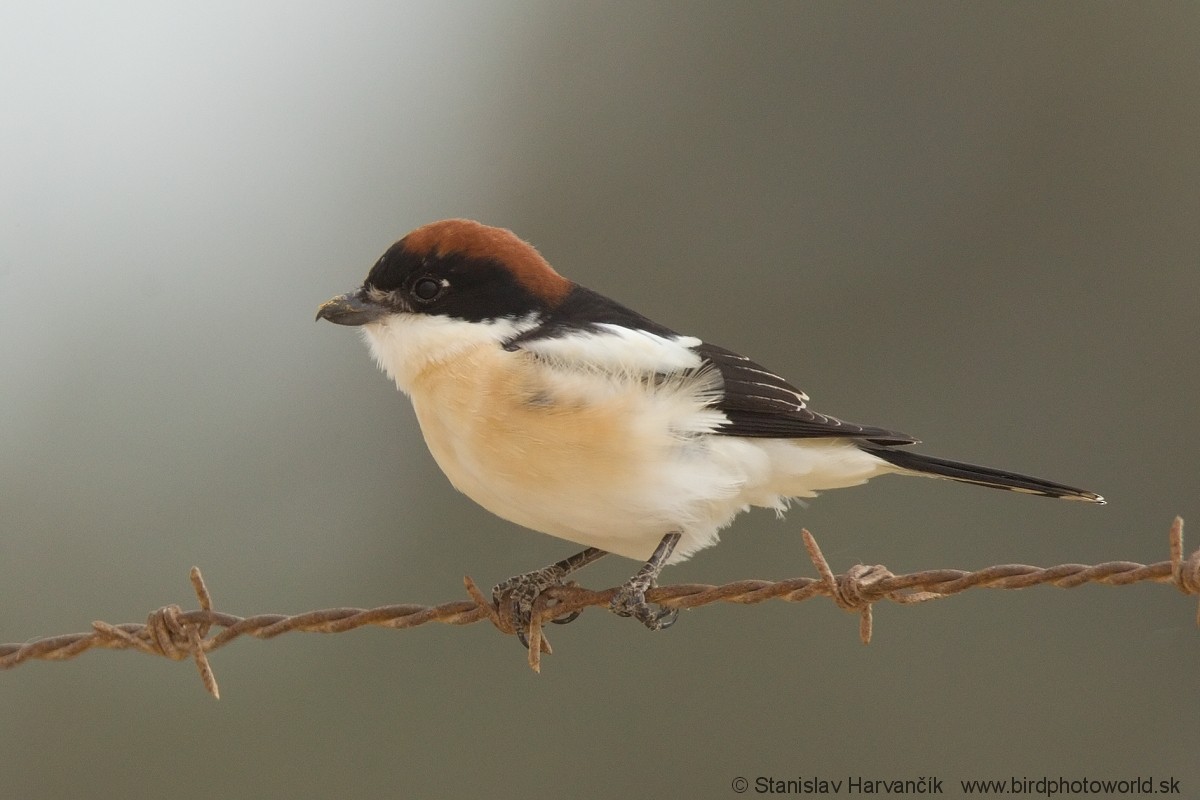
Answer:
[315,291,388,326]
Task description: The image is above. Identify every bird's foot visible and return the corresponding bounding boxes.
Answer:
[609,576,678,631]
[492,566,580,647]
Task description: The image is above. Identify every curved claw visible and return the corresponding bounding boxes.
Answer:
[609,584,679,631]
[653,606,680,630]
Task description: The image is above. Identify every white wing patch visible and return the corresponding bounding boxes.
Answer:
[516,326,726,438]
[519,325,704,375]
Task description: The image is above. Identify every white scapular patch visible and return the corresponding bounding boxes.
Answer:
[520,325,703,375]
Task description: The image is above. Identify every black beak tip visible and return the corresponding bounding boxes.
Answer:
[315,291,386,327]
[315,292,357,324]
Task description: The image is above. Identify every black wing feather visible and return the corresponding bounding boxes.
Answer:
[695,343,917,446]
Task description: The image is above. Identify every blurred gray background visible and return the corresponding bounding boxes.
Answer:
[2,2,1197,797]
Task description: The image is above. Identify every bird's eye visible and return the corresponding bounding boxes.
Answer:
[412,277,443,302]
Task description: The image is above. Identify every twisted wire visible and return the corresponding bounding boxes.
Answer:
[2,518,1195,692]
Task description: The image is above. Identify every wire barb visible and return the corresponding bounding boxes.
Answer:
[2,519,1196,690]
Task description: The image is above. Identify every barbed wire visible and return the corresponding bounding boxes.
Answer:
[2,518,1196,696]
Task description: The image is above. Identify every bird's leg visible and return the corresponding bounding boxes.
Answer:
[493,547,609,646]
[609,531,682,631]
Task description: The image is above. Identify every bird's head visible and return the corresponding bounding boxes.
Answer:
[317,219,572,388]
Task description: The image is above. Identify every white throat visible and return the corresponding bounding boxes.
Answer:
[362,313,540,394]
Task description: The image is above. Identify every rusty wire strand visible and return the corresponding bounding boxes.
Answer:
[2,518,1197,692]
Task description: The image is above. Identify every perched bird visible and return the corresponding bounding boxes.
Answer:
[317,219,1103,638]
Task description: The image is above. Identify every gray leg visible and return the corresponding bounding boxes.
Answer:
[609,531,682,631]
[493,547,609,646]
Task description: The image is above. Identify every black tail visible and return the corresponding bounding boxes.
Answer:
[866,447,1105,504]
